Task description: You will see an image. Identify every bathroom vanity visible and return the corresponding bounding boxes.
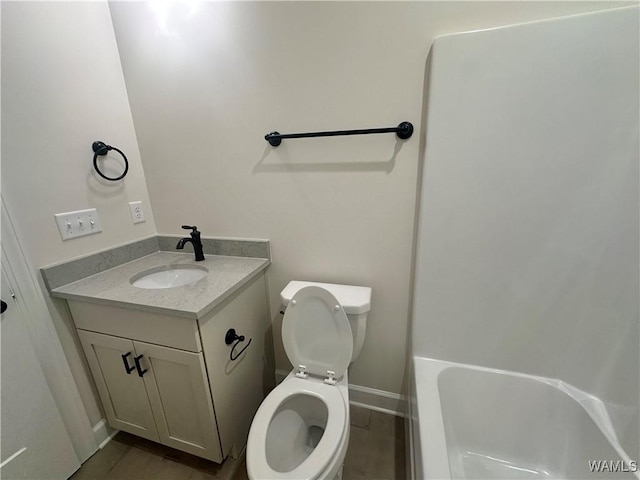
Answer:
[43,247,271,463]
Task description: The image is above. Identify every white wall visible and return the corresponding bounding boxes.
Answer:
[1,1,157,426]
[412,6,638,457]
[109,1,632,399]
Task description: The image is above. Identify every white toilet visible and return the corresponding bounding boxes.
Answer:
[246,281,372,480]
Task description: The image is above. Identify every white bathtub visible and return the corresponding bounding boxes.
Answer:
[408,357,638,480]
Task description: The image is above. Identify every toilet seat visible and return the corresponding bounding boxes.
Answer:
[247,286,355,480]
[282,286,353,380]
[246,377,347,480]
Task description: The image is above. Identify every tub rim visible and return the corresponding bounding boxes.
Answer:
[408,356,639,480]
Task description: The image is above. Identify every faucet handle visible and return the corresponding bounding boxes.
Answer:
[181,225,199,232]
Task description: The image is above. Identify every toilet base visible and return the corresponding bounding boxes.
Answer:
[318,405,350,480]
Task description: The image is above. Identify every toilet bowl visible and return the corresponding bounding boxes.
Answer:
[246,282,371,480]
[246,374,350,479]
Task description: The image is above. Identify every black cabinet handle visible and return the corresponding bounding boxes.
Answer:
[1,300,7,314]
[121,352,136,374]
[134,354,148,378]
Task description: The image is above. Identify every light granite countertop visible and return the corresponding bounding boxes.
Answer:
[50,251,270,319]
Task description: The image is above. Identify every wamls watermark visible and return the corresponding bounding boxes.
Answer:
[588,460,638,473]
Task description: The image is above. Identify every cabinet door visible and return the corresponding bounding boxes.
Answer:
[78,330,159,442]
[133,341,223,462]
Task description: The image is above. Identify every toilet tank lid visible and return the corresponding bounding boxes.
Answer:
[281,281,372,314]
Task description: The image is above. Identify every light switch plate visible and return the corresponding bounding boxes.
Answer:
[129,201,145,224]
[54,208,102,240]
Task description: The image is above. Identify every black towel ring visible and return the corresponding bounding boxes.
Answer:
[225,328,252,361]
[92,141,129,181]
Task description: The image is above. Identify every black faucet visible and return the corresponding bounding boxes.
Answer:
[176,225,205,261]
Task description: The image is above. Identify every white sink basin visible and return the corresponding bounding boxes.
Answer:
[130,265,208,289]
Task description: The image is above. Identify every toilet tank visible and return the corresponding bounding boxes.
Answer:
[280,281,371,362]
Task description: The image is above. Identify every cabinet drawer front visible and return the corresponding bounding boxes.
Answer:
[133,341,223,463]
[70,301,201,352]
[77,330,159,442]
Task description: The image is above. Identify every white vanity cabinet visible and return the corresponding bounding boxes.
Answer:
[78,330,220,461]
[70,273,269,463]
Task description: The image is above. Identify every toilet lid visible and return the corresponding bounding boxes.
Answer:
[282,286,353,379]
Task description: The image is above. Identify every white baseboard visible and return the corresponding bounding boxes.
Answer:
[93,419,118,450]
[274,369,406,417]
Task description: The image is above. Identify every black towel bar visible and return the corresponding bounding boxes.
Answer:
[265,121,413,147]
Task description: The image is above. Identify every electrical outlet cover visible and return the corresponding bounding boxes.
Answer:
[129,201,145,224]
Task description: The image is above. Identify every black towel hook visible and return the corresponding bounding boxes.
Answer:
[225,328,252,361]
[92,141,129,181]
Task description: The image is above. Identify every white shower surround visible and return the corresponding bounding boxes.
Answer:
[409,5,639,478]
